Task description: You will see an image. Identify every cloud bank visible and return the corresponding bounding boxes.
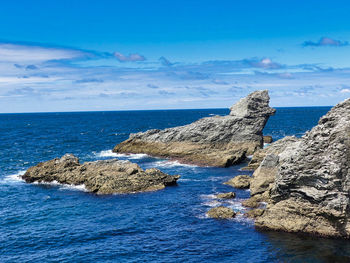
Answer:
[303,37,349,47]
[0,41,349,112]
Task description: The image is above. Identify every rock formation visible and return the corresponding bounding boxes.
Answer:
[216,192,236,199]
[244,136,299,171]
[207,206,236,219]
[113,90,275,167]
[249,98,350,238]
[22,154,180,195]
[224,175,251,189]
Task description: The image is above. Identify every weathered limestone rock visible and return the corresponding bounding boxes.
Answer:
[22,154,180,195]
[216,192,236,199]
[207,206,236,219]
[113,90,275,167]
[251,98,350,238]
[224,175,251,189]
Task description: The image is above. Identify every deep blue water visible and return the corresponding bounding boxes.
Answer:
[2,106,350,263]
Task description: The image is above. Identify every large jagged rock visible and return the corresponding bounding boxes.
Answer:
[22,154,180,195]
[113,90,275,167]
[251,98,350,238]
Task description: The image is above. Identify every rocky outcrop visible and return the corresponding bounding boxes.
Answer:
[207,206,236,219]
[224,175,251,189]
[250,98,350,238]
[113,90,275,167]
[22,154,180,195]
[244,136,299,171]
[216,192,236,199]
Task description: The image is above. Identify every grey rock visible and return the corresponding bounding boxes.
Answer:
[113,90,275,167]
[244,136,300,171]
[22,154,180,195]
[252,98,350,238]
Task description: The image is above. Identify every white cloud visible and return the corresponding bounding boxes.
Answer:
[0,43,89,63]
[1,41,350,112]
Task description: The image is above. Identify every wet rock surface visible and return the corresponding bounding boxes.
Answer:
[22,154,180,195]
[113,90,275,167]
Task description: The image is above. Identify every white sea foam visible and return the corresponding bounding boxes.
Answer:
[32,180,87,192]
[200,194,217,200]
[227,199,245,211]
[233,213,254,224]
[128,153,148,159]
[95,150,122,158]
[94,150,148,159]
[2,171,26,183]
[177,178,203,182]
[202,200,222,207]
[153,160,199,168]
[263,143,271,148]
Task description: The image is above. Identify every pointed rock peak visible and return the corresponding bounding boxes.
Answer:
[229,90,276,117]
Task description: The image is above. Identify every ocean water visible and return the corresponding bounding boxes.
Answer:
[1,106,350,263]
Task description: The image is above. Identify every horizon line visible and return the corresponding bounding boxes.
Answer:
[0,105,333,115]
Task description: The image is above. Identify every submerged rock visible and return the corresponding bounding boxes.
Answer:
[251,98,350,238]
[224,175,251,189]
[113,90,275,167]
[207,206,236,219]
[216,192,236,199]
[22,154,180,195]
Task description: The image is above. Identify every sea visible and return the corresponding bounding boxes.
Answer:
[1,106,350,263]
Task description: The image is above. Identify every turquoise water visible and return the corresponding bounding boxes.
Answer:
[2,106,350,263]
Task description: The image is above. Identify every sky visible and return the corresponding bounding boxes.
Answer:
[1,0,350,112]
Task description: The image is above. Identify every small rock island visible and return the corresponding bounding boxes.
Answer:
[113,90,275,167]
[22,154,180,194]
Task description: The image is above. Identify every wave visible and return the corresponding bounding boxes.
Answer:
[94,150,122,158]
[94,150,148,159]
[152,160,199,168]
[2,171,26,184]
[32,180,87,192]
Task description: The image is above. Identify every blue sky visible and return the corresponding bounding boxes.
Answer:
[1,0,350,112]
